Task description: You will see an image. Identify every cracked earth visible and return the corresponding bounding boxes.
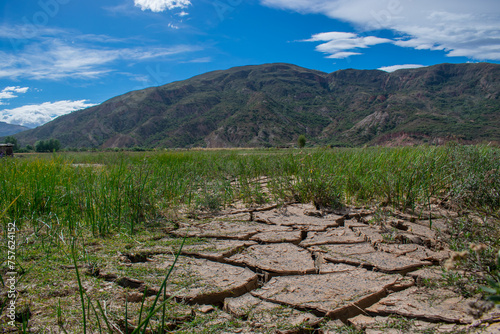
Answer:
[91,203,500,333]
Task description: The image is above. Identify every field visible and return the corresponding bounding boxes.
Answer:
[1,145,499,333]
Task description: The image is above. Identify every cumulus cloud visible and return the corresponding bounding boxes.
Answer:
[262,0,500,60]
[378,64,426,72]
[0,86,29,105]
[304,31,392,58]
[134,0,191,12]
[0,100,96,128]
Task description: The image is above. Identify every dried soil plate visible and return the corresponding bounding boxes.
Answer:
[181,240,258,261]
[366,286,475,324]
[251,270,400,319]
[349,314,469,333]
[110,255,258,304]
[299,227,365,247]
[318,263,360,274]
[378,243,450,262]
[172,220,293,240]
[254,204,343,231]
[228,243,316,275]
[250,230,304,244]
[310,243,431,273]
[351,226,385,244]
[224,293,321,331]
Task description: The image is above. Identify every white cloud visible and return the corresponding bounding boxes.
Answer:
[0,39,201,80]
[0,86,29,105]
[185,57,211,63]
[262,0,500,61]
[378,64,425,72]
[134,0,191,12]
[0,100,96,128]
[304,31,392,58]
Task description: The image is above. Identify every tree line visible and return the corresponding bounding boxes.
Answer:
[3,136,61,153]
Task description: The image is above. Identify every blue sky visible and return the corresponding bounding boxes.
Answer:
[1,0,499,128]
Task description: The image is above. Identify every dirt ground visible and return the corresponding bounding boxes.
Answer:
[4,203,500,333]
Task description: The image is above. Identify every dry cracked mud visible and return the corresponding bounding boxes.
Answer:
[101,203,499,333]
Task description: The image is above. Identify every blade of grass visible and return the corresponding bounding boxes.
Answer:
[71,240,86,334]
[133,234,187,334]
[96,299,114,334]
[87,296,103,334]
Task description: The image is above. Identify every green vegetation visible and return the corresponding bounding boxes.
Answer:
[1,145,499,332]
[298,134,306,148]
[34,138,61,152]
[3,136,19,152]
[483,250,500,304]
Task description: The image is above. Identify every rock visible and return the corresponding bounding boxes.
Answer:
[251,269,400,320]
[224,293,321,332]
[299,227,365,247]
[254,204,343,231]
[172,220,293,240]
[181,239,258,261]
[310,243,431,273]
[227,243,317,275]
[366,286,476,324]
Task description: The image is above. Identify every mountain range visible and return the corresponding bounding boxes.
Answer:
[0,122,30,138]
[12,62,500,148]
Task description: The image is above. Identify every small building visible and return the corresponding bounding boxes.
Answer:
[0,144,14,157]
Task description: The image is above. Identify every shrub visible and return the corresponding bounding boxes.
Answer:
[298,135,306,148]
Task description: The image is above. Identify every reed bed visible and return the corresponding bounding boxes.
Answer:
[1,145,499,238]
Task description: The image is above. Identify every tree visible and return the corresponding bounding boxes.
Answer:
[298,135,306,148]
[35,138,61,152]
[4,136,19,151]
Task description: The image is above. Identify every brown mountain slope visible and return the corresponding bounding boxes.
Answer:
[14,62,500,148]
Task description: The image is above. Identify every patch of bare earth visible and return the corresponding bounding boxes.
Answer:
[15,203,500,333]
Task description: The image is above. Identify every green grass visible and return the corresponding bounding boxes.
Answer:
[1,145,499,332]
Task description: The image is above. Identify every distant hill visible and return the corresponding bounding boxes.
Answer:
[14,62,500,148]
[0,122,30,137]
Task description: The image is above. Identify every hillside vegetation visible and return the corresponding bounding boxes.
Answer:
[14,62,500,149]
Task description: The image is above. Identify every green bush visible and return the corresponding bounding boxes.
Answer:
[298,135,306,148]
[35,138,61,152]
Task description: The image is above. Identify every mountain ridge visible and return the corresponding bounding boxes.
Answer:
[13,62,500,148]
[0,122,30,137]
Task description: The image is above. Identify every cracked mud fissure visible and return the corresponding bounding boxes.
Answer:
[97,203,499,333]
